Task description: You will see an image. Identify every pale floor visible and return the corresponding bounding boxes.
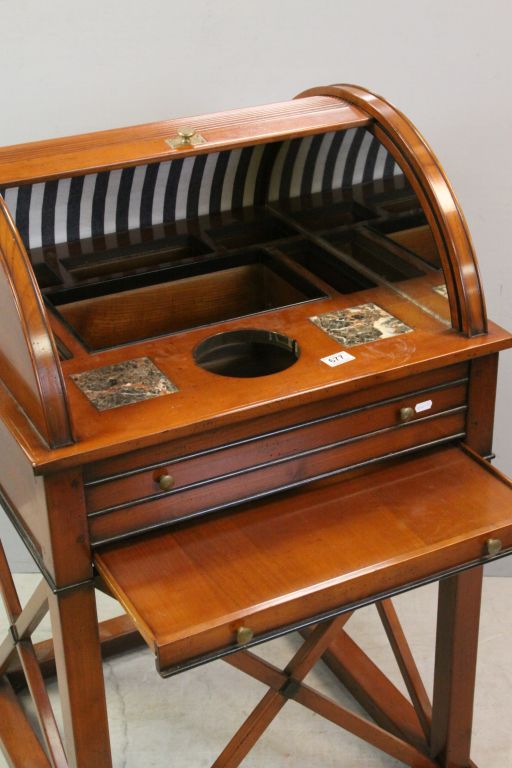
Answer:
[3,575,512,768]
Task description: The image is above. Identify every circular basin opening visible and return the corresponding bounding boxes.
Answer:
[193,329,300,378]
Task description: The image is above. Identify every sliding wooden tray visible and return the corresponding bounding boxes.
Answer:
[95,444,512,676]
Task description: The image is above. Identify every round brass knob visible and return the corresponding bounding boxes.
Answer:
[236,626,254,645]
[485,538,502,556]
[157,474,175,492]
[399,406,414,423]
[177,126,196,143]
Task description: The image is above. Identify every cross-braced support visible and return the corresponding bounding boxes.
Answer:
[1,560,483,768]
[211,573,483,768]
[0,540,67,767]
[218,610,439,768]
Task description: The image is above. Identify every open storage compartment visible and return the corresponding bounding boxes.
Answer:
[48,249,325,350]
[95,445,512,676]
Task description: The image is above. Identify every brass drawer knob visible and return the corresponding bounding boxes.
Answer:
[236,626,254,645]
[157,474,175,492]
[399,406,415,423]
[485,538,502,556]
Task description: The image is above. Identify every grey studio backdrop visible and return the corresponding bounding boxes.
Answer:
[0,0,510,574]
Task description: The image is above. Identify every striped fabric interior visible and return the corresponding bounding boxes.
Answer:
[0,128,403,252]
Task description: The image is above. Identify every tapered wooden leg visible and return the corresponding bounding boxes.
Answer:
[49,587,112,768]
[430,567,483,768]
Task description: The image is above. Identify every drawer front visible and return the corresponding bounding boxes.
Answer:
[86,362,469,481]
[86,381,467,514]
[88,408,466,543]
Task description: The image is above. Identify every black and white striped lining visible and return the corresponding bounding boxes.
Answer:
[0,128,404,251]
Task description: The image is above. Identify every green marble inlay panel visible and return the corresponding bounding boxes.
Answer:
[71,357,178,411]
[310,302,412,348]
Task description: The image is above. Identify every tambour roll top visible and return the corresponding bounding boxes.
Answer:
[0,86,499,452]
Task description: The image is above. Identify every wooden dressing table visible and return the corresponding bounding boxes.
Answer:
[0,84,511,767]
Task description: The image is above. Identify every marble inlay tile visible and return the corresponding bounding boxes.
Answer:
[71,357,178,411]
[310,302,412,347]
[433,283,448,298]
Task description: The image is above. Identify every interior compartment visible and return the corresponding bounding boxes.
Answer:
[323,230,426,282]
[360,186,421,217]
[206,215,295,249]
[369,214,440,269]
[56,234,212,282]
[193,329,300,378]
[32,262,63,289]
[33,179,447,352]
[278,239,375,293]
[50,250,325,350]
[386,226,440,268]
[274,200,375,232]
[377,197,423,215]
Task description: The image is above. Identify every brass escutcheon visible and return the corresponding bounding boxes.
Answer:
[236,626,254,645]
[485,538,502,557]
[157,474,175,492]
[166,126,206,149]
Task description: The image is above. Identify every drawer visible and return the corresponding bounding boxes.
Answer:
[86,361,469,481]
[88,408,466,543]
[94,445,512,675]
[86,380,467,515]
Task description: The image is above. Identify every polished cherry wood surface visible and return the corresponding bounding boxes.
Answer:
[0,677,53,767]
[0,97,368,186]
[6,305,511,476]
[0,83,510,768]
[86,380,467,512]
[86,362,468,480]
[0,197,72,448]
[0,86,509,477]
[88,411,467,544]
[95,445,512,672]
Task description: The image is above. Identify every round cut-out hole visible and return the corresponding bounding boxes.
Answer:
[193,329,300,378]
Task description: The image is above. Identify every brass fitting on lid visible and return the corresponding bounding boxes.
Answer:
[166,126,206,149]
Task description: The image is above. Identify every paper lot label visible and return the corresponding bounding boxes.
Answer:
[321,351,356,367]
